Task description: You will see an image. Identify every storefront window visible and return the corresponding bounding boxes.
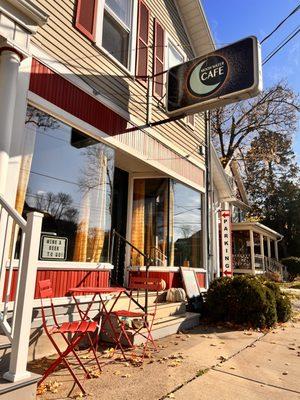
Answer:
[171,181,203,268]
[131,179,169,265]
[17,106,114,262]
[131,178,203,268]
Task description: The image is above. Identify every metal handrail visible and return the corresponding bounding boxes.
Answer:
[110,229,152,315]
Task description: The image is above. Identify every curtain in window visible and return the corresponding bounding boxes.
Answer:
[73,149,108,262]
[131,179,145,266]
[15,124,37,214]
[73,192,90,262]
[90,151,107,262]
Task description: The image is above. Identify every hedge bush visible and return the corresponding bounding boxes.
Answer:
[205,275,291,328]
[281,257,300,281]
[264,281,292,322]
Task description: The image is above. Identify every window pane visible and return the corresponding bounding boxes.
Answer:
[171,181,202,268]
[106,0,132,27]
[168,42,184,69]
[19,106,114,262]
[131,179,169,266]
[103,10,129,67]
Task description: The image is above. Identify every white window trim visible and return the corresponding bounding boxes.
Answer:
[166,35,195,129]
[95,0,138,76]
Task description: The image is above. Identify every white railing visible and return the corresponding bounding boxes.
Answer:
[0,193,43,382]
[233,252,284,277]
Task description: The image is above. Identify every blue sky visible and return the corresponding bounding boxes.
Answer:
[201,0,300,162]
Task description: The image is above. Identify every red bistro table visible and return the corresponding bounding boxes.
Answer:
[68,287,128,359]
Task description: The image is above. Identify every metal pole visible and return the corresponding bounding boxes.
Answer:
[205,111,212,287]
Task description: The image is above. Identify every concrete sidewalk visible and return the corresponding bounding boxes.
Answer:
[33,312,300,400]
[172,321,300,400]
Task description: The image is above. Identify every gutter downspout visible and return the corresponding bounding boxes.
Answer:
[205,111,213,288]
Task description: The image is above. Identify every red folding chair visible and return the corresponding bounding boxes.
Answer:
[112,277,164,361]
[37,280,101,395]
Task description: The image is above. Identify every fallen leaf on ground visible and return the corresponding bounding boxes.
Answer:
[74,392,84,399]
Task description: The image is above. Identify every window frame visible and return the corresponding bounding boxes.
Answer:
[94,0,138,75]
[135,0,150,86]
[16,101,116,267]
[165,36,196,129]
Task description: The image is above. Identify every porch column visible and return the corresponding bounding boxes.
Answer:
[0,48,21,195]
[260,234,265,271]
[249,230,255,275]
[274,240,279,261]
[267,237,271,258]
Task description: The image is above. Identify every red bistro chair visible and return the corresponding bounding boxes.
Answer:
[112,277,164,360]
[38,280,101,395]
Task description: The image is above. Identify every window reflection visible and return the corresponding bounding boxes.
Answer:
[17,106,114,262]
[171,181,202,268]
[131,178,203,268]
[131,179,169,266]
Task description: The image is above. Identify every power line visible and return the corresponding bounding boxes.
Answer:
[263,27,300,65]
[261,3,300,44]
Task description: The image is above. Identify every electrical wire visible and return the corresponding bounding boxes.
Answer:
[261,3,300,44]
[263,27,300,65]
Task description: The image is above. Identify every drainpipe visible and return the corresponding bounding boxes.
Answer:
[205,111,212,288]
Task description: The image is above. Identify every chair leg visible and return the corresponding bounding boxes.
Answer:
[39,331,90,392]
[60,332,92,378]
[142,317,157,360]
[86,332,102,373]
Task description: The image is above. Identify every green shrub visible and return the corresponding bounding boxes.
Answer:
[205,276,291,329]
[230,275,277,328]
[264,281,292,322]
[281,257,300,281]
[205,277,232,322]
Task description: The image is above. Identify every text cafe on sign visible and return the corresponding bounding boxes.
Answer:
[220,210,233,277]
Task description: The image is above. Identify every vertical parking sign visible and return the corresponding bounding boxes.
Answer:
[220,210,233,277]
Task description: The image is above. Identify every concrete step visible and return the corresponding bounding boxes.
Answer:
[135,312,200,343]
[101,312,200,345]
[129,301,186,320]
[0,374,40,400]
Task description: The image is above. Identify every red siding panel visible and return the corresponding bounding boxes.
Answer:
[196,272,206,288]
[2,269,110,301]
[29,59,127,136]
[129,271,206,290]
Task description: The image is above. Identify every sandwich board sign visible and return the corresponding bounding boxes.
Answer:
[220,210,233,277]
[180,267,202,298]
[166,36,262,116]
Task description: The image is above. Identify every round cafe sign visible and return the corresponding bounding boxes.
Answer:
[188,55,228,97]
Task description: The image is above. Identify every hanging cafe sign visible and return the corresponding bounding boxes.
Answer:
[166,36,262,115]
